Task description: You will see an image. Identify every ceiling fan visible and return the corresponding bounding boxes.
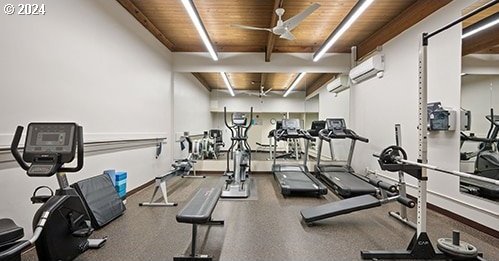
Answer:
[232,3,320,41]
[245,85,274,97]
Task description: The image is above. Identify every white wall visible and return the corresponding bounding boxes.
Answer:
[0,0,174,235]
[318,87,351,160]
[461,74,499,137]
[173,73,213,159]
[341,0,498,230]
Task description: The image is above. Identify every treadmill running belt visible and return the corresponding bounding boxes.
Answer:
[320,171,377,198]
[274,171,327,196]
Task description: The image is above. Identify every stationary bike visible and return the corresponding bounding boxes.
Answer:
[222,107,253,198]
[0,122,106,261]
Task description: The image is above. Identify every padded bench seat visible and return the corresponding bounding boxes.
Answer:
[174,187,224,261]
[301,195,381,223]
[0,219,23,247]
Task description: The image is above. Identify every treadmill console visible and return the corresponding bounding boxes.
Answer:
[282,119,301,136]
[232,112,247,126]
[326,118,347,135]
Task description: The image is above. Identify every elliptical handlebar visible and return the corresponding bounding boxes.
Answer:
[10,126,29,171]
[243,107,253,137]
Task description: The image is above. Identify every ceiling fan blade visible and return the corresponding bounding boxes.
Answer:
[279,30,295,40]
[232,24,272,32]
[281,3,320,31]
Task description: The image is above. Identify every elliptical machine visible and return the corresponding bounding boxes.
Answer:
[0,122,106,261]
[222,107,253,198]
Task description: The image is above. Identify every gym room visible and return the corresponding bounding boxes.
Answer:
[0,0,498,260]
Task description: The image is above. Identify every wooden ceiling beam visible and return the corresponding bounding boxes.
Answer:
[357,0,452,59]
[306,73,335,96]
[265,0,284,62]
[260,73,267,87]
[462,28,499,56]
[116,0,175,51]
[191,73,212,91]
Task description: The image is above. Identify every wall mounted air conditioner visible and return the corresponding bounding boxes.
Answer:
[349,53,384,84]
[326,74,350,93]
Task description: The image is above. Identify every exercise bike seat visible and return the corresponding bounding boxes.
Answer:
[0,219,23,247]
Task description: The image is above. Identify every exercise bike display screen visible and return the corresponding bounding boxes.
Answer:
[24,123,77,162]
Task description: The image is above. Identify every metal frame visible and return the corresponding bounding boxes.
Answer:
[139,171,178,207]
[362,2,498,258]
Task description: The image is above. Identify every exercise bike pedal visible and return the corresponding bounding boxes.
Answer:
[72,227,94,238]
[88,236,107,249]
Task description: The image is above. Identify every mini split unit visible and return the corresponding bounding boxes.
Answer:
[349,53,384,84]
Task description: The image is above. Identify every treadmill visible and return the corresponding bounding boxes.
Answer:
[316,118,375,198]
[272,119,328,196]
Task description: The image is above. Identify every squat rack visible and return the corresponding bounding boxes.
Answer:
[362,0,499,260]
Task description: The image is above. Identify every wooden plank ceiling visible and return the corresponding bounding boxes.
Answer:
[197,72,335,92]
[462,2,499,56]
[117,0,453,95]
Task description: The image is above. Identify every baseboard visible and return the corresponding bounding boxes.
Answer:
[196,171,272,175]
[127,179,155,196]
[427,202,498,238]
[406,194,498,238]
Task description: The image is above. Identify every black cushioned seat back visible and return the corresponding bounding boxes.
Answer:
[71,174,126,229]
[0,219,23,247]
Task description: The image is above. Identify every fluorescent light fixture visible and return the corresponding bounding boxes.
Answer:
[462,17,499,39]
[283,72,307,97]
[181,0,218,61]
[313,0,374,62]
[220,72,235,96]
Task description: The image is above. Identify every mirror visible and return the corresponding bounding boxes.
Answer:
[459,1,499,202]
[173,72,329,172]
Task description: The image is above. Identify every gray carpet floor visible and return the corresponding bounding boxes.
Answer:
[22,175,498,261]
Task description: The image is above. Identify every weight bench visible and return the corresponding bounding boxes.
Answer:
[139,170,179,207]
[174,187,224,261]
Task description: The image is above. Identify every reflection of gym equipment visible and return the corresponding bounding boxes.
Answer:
[222,107,253,198]
[315,118,373,198]
[2,123,106,261]
[192,129,224,160]
[460,109,499,199]
[265,120,303,160]
[307,120,325,151]
[272,119,327,196]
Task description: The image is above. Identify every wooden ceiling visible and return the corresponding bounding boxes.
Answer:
[462,2,499,56]
[117,0,453,95]
[195,72,335,92]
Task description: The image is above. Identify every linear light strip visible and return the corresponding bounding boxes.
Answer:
[283,72,307,97]
[313,0,374,62]
[462,17,499,39]
[220,72,235,96]
[181,0,218,61]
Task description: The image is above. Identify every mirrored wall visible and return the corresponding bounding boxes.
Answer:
[459,1,499,202]
[173,72,326,170]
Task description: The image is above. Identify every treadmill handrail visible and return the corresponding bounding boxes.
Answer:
[275,129,314,141]
[328,129,369,143]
